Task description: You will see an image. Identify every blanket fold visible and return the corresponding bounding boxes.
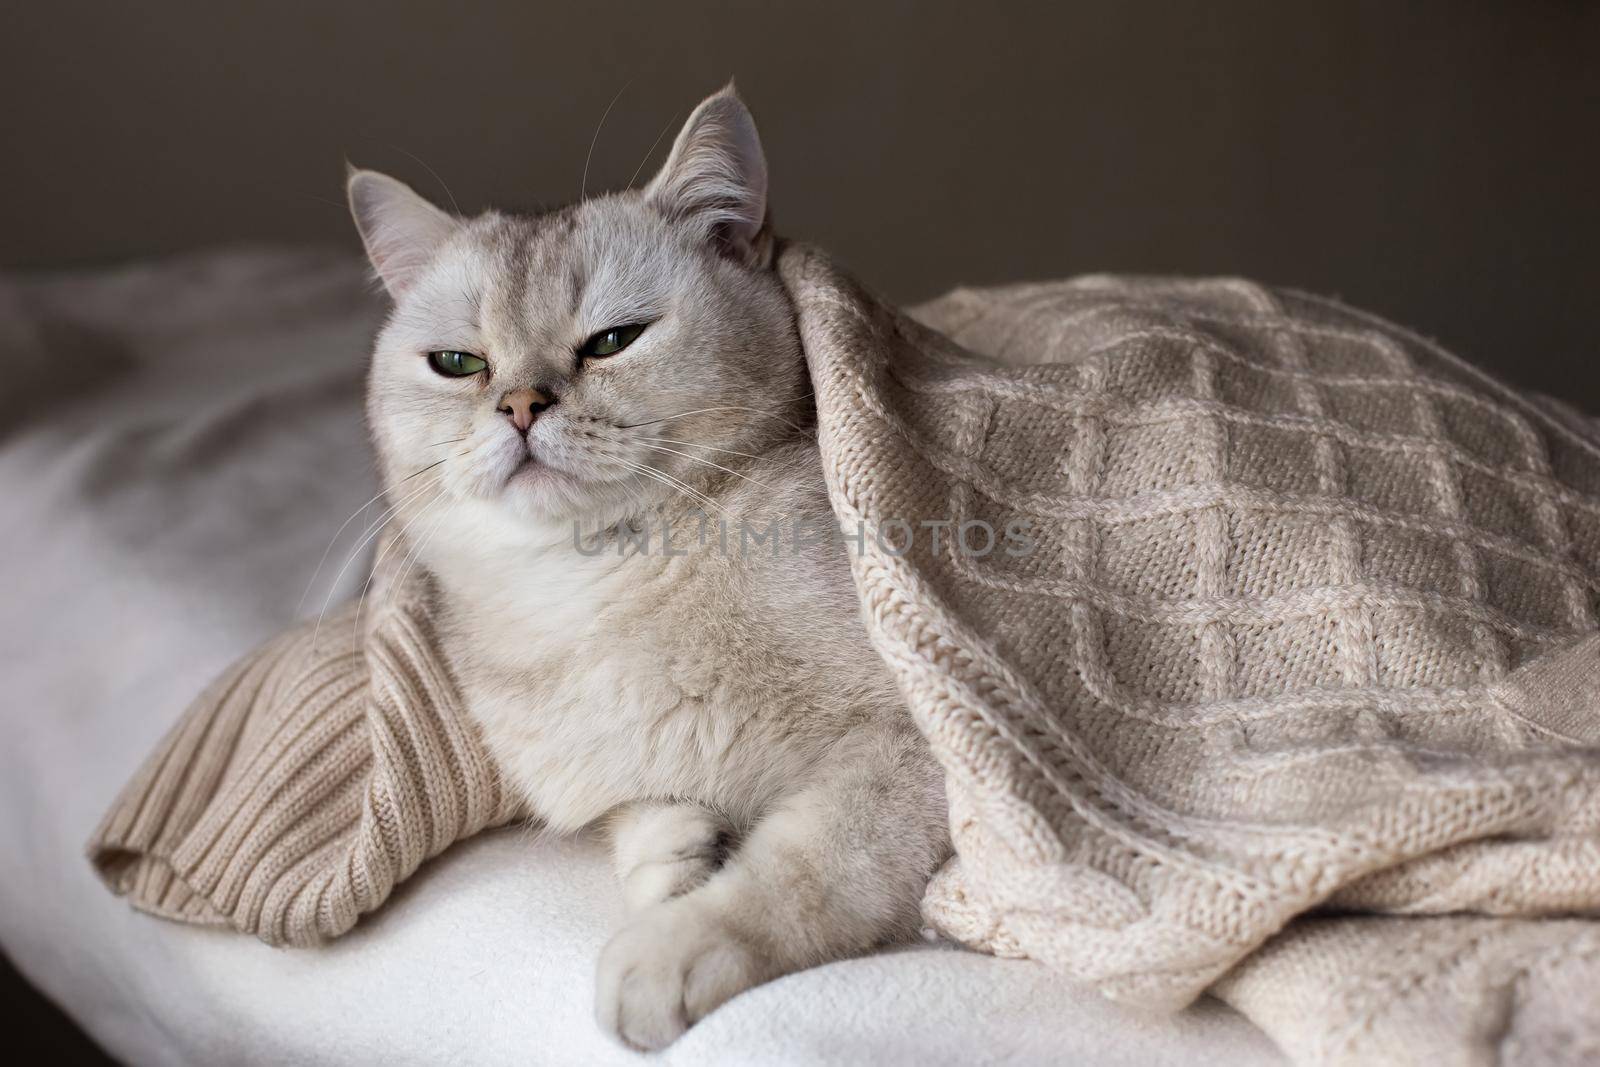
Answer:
[90,549,523,946]
[91,243,1600,1062]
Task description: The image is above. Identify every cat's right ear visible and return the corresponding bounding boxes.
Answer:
[646,84,770,266]
[346,167,459,298]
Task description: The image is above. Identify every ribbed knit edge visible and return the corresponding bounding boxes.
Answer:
[86,565,524,946]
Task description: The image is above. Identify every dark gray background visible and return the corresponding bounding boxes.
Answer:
[3,1,1597,392]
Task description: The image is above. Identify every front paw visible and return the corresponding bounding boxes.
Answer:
[620,813,728,915]
[595,897,775,1050]
[611,803,731,916]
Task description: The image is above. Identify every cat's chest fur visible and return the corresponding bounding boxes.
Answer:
[426,495,880,833]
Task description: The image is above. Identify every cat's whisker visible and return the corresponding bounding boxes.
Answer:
[398,452,462,486]
[644,462,733,517]
[635,443,780,494]
[350,487,449,639]
[584,465,657,533]
[619,404,809,434]
[309,473,443,653]
[581,79,635,200]
[622,464,727,520]
[627,108,682,189]
[348,467,450,552]
[295,443,471,613]
[613,457,731,520]
[295,484,401,616]
[388,494,458,617]
[366,138,462,215]
[326,473,443,599]
[631,436,767,462]
[346,448,468,559]
[615,389,814,432]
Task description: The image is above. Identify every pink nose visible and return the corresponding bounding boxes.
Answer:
[497,388,552,432]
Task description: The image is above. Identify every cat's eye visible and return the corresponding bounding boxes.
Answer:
[579,323,647,359]
[428,350,488,377]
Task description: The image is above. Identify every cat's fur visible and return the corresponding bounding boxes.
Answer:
[348,85,950,1050]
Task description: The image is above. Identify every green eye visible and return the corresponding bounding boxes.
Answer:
[427,350,488,377]
[580,322,647,359]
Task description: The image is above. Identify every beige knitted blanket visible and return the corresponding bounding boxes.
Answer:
[92,245,1600,1063]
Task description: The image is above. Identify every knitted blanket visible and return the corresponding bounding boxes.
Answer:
[91,244,1600,1063]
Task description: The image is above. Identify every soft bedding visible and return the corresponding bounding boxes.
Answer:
[0,249,1282,1065]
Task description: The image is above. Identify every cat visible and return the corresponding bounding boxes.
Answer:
[347,84,950,1051]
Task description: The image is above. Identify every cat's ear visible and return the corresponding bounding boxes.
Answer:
[646,83,771,266]
[346,167,459,298]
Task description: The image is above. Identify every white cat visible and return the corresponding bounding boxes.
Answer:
[347,85,950,1050]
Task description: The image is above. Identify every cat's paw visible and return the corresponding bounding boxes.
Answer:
[595,897,775,1050]
[617,808,729,915]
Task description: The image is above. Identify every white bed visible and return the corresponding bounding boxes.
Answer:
[0,248,1284,1065]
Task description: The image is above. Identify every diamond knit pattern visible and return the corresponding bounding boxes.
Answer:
[781,245,1600,1061]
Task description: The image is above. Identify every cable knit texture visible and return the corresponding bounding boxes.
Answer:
[91,244,1600,1062]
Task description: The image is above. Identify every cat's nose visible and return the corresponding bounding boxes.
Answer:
[497,387,553,433]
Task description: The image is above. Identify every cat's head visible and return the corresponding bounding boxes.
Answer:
[349,85,805,532]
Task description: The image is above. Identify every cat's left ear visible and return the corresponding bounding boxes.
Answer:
[347,167,460,298]
[646,83,771,267]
